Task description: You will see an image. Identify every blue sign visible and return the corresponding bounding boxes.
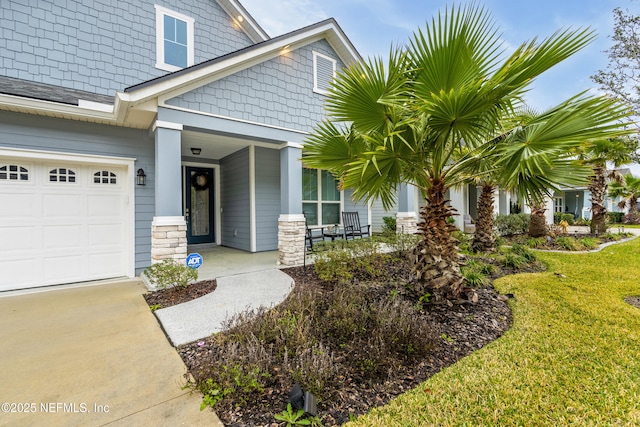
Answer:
[186,253,203,269]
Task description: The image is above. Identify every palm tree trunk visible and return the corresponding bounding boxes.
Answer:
[528,202,548,237]
[589,164,608,234]
[472,184,496,252]
[411,180,466,301]
[629,196,639,216]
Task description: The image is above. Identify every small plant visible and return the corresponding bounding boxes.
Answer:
[478,262,497,276]
[555,236,584,251]
[144,259,198,290]
[607,211,624,224]
[579,237,599,250]
[274,403,311,426]
[149,304,161,312]
[502,253,526,269]
[381,216,397,234]
[509,244,537,262]
[558,220,569,234]
[525,237,546,249]
[560,213,575,225]
[494,214,530,236]
[462,270,488,287]
[197,378,231,411]
[441,333,454,343]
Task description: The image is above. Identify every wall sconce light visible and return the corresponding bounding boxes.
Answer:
[136,168,146,186]
[191,147,202,155]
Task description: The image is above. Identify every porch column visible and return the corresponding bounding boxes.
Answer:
[449,186,466,231]
[278,143,305,266]
[396,183,418,234]
[151,121,187,264]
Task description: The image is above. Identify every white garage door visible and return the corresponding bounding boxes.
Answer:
[0,157,131,291]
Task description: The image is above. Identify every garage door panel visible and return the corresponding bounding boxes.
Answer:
[88,224,122,246]
[43,194,83,217]
[88,195,123,217]
[0,226,37,251]
[89,253,125,278]
[0,193,36,217]
[43,255,85,284]
[0,259,41,291]
[43,225,83,249]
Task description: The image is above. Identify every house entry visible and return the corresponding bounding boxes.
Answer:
[185,166,215,244]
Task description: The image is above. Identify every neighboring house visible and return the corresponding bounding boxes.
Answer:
[550,168,632,221]
[370,184,513,233]
[0,0,369,292]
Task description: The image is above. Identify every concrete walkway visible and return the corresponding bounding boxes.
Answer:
[0,280,222,427]
[156,269,295,346]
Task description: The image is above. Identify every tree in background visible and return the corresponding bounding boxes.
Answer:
[577,137,639,233]
[592,7,640,114]
[609,174,640,223]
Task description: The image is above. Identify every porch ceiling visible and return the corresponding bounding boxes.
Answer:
[181,130,251,160]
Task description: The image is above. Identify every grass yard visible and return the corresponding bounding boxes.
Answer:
[346,236,640,426]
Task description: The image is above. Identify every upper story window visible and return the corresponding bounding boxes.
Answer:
[155,5,195,72]
[313,51,337,95]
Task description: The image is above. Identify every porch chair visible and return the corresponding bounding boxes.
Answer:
[342,211,371,240]
[304,221,325,268]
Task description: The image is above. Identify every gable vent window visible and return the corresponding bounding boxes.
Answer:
[313,51,337,95]
[49,168,76,183]
[0,165,29,181]
[94,170,117,185]
[155,5,195,72]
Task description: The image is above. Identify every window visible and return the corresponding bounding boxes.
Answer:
[155,5,194,72]
[302,168,341,225]
[0,164,29,181]
[49,168,76,183]
[94,170,117,185]
[553,196,564,213]
[313,51,336,95]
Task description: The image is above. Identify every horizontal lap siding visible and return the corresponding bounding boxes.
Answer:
[371,196,398,233]
[220,147,250,251]
[344,188,369,225]
[254,147,280,251]
[0,111,154,274]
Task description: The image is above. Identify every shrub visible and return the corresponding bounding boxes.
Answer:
[144,259,198,289]
[510,244,537,262]
[574,218,591,227]
[381,216,397,234]
[560,213,575,225]
[494,214,530,236]
[607,211,624,224]
[553,212,563,224]
[462,269,488,287]
[624,213,640,224]
[502,253,526,269]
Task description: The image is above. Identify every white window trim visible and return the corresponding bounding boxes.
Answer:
[155,4,195,72]
[312,51,336,95]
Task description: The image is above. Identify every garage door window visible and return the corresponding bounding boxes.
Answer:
[49,168,76,183]
[0,164,29,181]
[93,170,117,185]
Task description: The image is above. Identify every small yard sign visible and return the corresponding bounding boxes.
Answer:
[186,253,203,269]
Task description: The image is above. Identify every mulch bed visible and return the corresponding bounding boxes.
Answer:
[175,261,543,426]
[625,296,640,309]
[143,279,217,308]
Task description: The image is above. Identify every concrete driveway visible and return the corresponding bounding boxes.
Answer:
[0,280,222,427]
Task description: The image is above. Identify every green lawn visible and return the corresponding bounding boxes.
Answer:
[347,236,640,426]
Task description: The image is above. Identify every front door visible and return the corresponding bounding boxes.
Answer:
[185,166,215,244]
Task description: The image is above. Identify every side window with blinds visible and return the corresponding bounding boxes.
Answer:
[313,51,337,95]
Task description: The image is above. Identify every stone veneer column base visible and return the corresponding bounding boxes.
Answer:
[151,216,188,264]
[396,212,418,235]
[278,214,306,266]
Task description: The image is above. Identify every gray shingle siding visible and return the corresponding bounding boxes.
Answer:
[220,147,250,251]
[1,0,254,96]
[0,110,155,274]
[165,40,344,132]
[254,147,280,251]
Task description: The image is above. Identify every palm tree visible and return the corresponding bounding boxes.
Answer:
[303,5,631,299]
[578,137,638,233]
[608,174,640,223]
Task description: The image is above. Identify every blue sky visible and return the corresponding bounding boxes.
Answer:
[241,0,635,112]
